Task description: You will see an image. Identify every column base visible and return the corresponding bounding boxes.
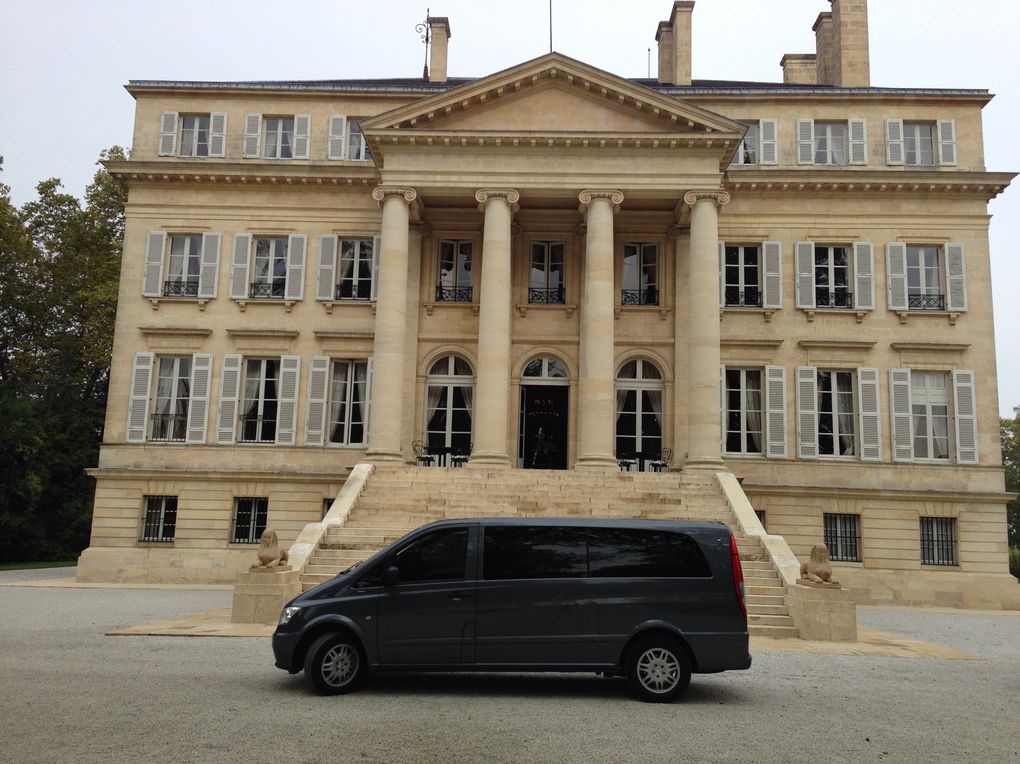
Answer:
[683,457,726,472]
[363,449,406,464]
[466,452,512,468]
[573,455,620,471]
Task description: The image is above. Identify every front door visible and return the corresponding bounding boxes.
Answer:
[519,385,568,469]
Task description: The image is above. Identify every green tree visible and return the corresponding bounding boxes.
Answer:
[1002,406,1020,548]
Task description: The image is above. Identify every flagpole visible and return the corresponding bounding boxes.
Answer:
[549,0,553,52]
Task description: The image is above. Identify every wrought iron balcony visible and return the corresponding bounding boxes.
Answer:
[163,279,199,297]
[436,285,473,302]
[249,282,285,299]
[723,288,762,308]
[908,293,946,311]
[814,290,854,309]
[150,413,187,442]
[621,288,658,306]
[238,416,277,443]
[528,286,565,304]
[335,282,371,300]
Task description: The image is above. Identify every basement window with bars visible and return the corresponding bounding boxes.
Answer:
[140,496,177,542]
[920,517,957,566]
[823,513,861,562]
[231,497,269,544]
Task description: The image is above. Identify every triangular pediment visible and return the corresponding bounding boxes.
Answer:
[362,52,744,154]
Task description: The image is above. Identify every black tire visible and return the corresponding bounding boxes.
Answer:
[303,632,366,696]
[624,636,692,703]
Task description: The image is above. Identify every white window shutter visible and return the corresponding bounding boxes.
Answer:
[797,119,815,165]
[849,118,868,165]
[937,120,957,166]
[945,243,967,312]
[765,365,788,459]
[276,356,301,446]
[370,235,381,301]
[889,369,913,462]
[159,112,178,156]
[285,234,306,300]
[718,241,725,308]
[886,119,904,165]
[186,354,213,444]
[857,368,881,461]
[328,115,347,160]
[293,114,311,159]
[216,355,242,444]
[763,241,783,309]
[853,242,875,310]
[953,370,978,464]
[759,119,778,165]
[317,235,338,301]
[719,365,726,453]
[796,366,818,459]
[143,231,166,297]
[305,357,330,446]
[243,113,262,158]
[795,241,815,309]
[364,356,374,439]
[230,234,251,299]
[126,352,154,443]
[209,112,227,157]
[886,243,908,311]
[198,233,221,299]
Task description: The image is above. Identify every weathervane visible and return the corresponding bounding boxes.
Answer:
[416,9,431,79]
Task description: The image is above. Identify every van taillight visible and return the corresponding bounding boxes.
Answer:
[729,534,747,618]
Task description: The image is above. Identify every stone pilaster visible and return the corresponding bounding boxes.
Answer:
[469,189,519,467]
[365,186,416,463]
[684,189,729,469]
[574,190,623,470]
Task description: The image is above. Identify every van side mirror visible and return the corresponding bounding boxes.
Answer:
[382,565,399,587]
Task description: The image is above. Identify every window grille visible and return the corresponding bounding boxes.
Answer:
[823,513,861,562]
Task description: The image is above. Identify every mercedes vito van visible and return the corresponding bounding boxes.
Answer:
[272,518,751,702]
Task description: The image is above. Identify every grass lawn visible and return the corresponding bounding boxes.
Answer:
[0,561,76,572]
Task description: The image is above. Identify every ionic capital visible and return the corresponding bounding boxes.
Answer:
[683,189,730,208]
[578,189,624,214]
[372,186,418,205]
[667,224,690,240]
[475,188,520,212]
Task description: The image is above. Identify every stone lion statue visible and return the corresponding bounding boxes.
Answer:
[254,528,289,569]
[800,544,838,585]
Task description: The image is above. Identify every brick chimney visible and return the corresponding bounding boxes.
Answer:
[829,0,870,87]
[781,54,819,85]
[655,2,694,86]
[428,16,451,83]
[813,12,835,85]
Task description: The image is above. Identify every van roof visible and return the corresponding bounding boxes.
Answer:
[417,517,731,533]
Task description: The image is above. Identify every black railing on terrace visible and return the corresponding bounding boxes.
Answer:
[163,279,199,297]
[249,282,285,299]
[814,290,854,308]
[238,416,277,443]
[150,413,187,442]
[335,282,371,300]
[908,294,946,311]
[436,285,473,302]
[621,288,658,306]
[528,286,565,304]
[724,288,762,308]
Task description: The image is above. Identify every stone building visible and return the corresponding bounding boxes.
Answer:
[78,0,1019,613]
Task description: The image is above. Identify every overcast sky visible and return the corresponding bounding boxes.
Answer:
[1,0,1017,415]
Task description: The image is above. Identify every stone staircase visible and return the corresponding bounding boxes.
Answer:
[300,465,799,638]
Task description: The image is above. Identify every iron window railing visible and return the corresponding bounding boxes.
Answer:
[232,497,269,544]
[249,282,285,299]
[140,495,177,542]
[436,285,473,302]
[335,282,371,300]
[150,413,187,442]
[620,287,658,306]
[528,286,565,304]
[908,294,946,311]
[920,517,957,566]
[815,290,854,309]
[823,513,862,562]
[163,279,199,297]
[238,416,277,443]
[724,288,762,307]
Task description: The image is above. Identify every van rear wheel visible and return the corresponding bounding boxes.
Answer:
[304,633,366,695]
[625,636,691,703]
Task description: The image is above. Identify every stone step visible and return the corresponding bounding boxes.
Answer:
[745,593,785,606]
[745,603,789,617]
[749,623,800,639]
[744,574,779,586]
[748,613,796,628]
[746,584,785,597]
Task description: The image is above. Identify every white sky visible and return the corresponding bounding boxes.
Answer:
[1,0,1017,416]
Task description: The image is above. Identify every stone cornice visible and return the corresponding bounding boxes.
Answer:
[890,342,971,353]
[103,159,379,189]
[742,482,1012,504]
[225,329,300,339]
[725,169,1014,200]
[721,338,784,348]
[138,326,212,338]
[797,339,877,350]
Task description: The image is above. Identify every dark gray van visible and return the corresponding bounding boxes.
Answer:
[272,518,751,702]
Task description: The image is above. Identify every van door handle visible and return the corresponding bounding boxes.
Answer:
[449,592,473,602]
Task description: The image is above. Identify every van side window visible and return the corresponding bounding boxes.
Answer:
[483,526,587,580]
[587,528,711,578]
[394,528,469,583]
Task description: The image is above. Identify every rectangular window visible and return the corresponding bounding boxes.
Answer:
[920,517,957,566]
[327,359,369,445]
[347,118,372,161]
[911,371,951,461]
[436,240,473,302]
[240,358,280,443]
[232,497,269,544]
[905,245,945,311]
[262,117,294,159]
[529,241,565,304]
[336,238,374,300]
[140,495,178,542]
[754,510,767,530]
[150,356,192,442]
[621,243,658,305]
[814,122,848,165]
[178,115,210,157]
[817,370,856,457]
[734,121,759,164]
[814,245,853,308]
[725,369,764,455]
[250,237,288,299]
[823,513,861,562]
[164,234,202,297]
[724,245,761,307]
[903,122,936,166]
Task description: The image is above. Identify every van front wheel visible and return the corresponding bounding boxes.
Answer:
[304,633,366,695]
[625,636,691,703]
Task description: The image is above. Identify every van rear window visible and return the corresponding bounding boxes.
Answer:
[482,526,711,580]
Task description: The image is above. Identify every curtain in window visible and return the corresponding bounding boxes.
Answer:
[745,385,762,453]
[328,363,347,442]
[243,368,260,418]
[350,361,367,441]
[155,370,173,416]
[460,384,473,417]
[836,374,855,455]
[426,385,444,431]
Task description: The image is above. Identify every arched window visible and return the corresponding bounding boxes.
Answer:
[615,359,664,466]
[522,355,569,380]
[424,355,474,458]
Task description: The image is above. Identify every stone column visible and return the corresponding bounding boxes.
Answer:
[365,186,416,463]
[575,190,624,470]
[469,189,519,467]
[684,189,729,469]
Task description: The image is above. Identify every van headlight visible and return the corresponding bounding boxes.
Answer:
[279,606,301,626]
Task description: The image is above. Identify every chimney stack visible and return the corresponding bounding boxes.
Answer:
[428,16,451,83]
[781,54,819,85]
[813,12,835,85]
[656,2,694,86]
[829,0,870,87]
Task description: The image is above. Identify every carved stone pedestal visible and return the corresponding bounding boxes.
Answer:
[788,581,858,641]
[231,566,302,624]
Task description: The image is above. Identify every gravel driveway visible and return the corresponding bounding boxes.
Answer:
[1,567,1017,763]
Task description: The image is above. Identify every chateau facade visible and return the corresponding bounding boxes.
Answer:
[79,0,1019,609]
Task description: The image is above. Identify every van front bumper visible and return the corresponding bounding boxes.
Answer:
[272,630,302,673]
